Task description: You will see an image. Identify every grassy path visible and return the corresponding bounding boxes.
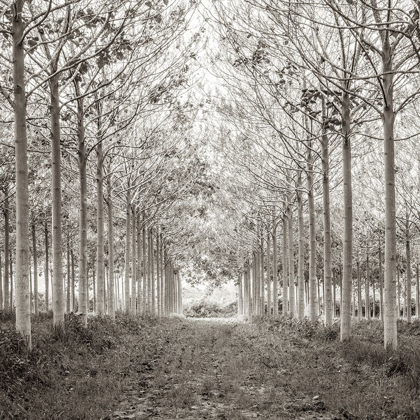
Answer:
[2,314,420,419]
[110,318,416,420]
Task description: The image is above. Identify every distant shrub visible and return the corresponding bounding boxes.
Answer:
[184,299,237,318]
[0,327,50,399]
[0,309,15,323]
[265,316,340,342]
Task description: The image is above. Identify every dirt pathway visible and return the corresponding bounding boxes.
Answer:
[109,318,338,420]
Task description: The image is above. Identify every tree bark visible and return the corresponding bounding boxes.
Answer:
[243,267,249,316]
[238,273,243,315]
[131,207,137,315]
[96,138,105,316]
[13,0,31,345]
[321,99,332,326]
[92,269,95,313]
[44,224,49,312]
[306,144,317,322]
[341,88,353,339]
[66,230,71,312]
[379,237,383,321]
[149,228,157,316]
[156,228,161,317]
[76,89,88,326]
[382,36,397,350]
[4,194,10,312]
[71,250,75,311]
[160,233,164,315]
[137,212,142,315]
[10,253,13,309]
[297,172,305,320]
[107,170,115,320]
[406,213,411,323]
[366,242,370,320]
[0,252,2,310]
[49,71,64,328]
[142,214,147,313]
[260,233,265,315]
[357,260,362,321]
[31,223,38,316]
[272,211,278,317]
[267,231,271,317]
[288,196,295,317]
[282,214,288,316]
[124,190,131,314]
[416,264,419,319]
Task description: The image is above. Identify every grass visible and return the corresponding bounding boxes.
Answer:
[0,312,164,420]
[2,312,420,419]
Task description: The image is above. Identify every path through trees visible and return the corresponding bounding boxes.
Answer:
[1,0,420,352]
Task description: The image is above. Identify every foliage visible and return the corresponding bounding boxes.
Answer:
[184,299,237,318]
[0,314,141,419]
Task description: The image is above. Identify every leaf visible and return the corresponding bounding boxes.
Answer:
[27,38,38,48]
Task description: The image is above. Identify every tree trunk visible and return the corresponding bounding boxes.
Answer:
[317,277,321,315]
[10,253,13,309]
[255,253,259,315]
[282,214,288,316]
[321,100,332,326]
[382,38,397,350]
[341,88,353,339]
[0,252,2,310]
[137,212,142,315]
[357,261,362,321]
[92,269,96,313]
[156,228,161,317]
[243,267,249,316]
[142,215,147,313]
[96,139,105,316]
[131,207,137,316]
[379,238,383,321]
[297,172,305,320]
[397,270,401,318]
[149,228,157,316]
[29,266,32,313]
[306,145,317,322]
[71,250,75,311]
[372,278,376,318]
[124,190,131,314]
[238,273,243,315]
[366,242,371,320]
[332,269,336,318]
[148,228,152,312]
[13,0,31,345]
[76,87,88,326]
[406,213,412,323]
[50,72,64,328]
[107,170,115,320]
[267,231,271,317]
[44,224,49,312]
[288,197,295,317]
[160,233,164,316]
[272,211,278,317]
[260,234,265,315]
[4,195,9,311]
[416,264,419,318]
[31,223,38,316]
[66,231,71,313]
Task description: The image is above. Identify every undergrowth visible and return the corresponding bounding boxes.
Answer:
[262,315,420,394]
[184,299,237,318]
[0,313,153,419]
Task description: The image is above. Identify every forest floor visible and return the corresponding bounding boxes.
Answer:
[2,314,420,419]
